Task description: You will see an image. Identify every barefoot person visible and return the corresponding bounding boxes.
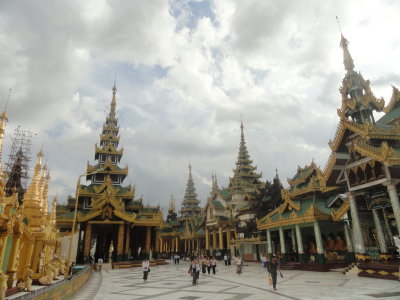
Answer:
[142,258,150,283]
[268,254,279,291]
[235,256,243,275]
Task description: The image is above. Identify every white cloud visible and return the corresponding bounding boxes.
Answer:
[0,0,399,211]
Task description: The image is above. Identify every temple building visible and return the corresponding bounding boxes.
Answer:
[257,34,400,280]
[202,122,282,260]
[159,165,204,256]
[56,84,163,263]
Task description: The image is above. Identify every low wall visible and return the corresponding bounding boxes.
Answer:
[10,266,91,300]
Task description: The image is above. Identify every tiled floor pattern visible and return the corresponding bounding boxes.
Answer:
[72,261,400,300]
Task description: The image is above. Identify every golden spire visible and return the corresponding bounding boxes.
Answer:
[0,90,10,177]
[340,34,355,73]
[110,81,117,118]
[49,196,57,227]
[169,195,176,212]
[23,150,44,230]
[41,167,50,217]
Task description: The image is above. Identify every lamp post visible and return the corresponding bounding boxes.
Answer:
[65,170,100,279]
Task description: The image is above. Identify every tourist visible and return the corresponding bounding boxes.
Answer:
[211,257,217,274]
[201,256,207,275]
[97,257,103,272]
[206,257,211,275]
[228,255,231,266]
[235,256,243,275]
[224,254,228,266]
[189,259,200,285]
[261,254,267,270]
[142,258,150,283]
[268,254,279,291]
[176,254,180,264]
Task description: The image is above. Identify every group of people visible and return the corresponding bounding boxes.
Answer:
[188,256,218,285]
[141,253,282,291]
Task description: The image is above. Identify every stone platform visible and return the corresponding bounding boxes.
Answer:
[72,260,400,300]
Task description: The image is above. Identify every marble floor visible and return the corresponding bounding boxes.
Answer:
[73,260,400,300]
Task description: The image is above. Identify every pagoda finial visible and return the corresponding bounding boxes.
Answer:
[49,196,57,226]
[340,34,355,73]
[110,81,117,117]
[169,195,176,212]
[0,91,10,177]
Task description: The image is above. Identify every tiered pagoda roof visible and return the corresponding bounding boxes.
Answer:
[228,122,262,196]
[179,164,201,221]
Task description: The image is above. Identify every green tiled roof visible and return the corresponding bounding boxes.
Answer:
[377,105,400,125]
[211,200,224,209]
[219,189,230,198]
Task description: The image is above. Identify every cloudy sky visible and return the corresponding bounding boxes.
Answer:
[1,0,399,212]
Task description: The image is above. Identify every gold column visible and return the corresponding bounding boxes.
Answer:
[83,224,92,257]
[124,224,130,257]
[7,232,22,287]
[205,228,210,250]
[212,229,217,249]
[219,227,223,249]
[172,238,175,252]
[184,240,187,253]
[31,240,43,274]
[155,230,160,253]
[145,227,151,254]
[117,223,124,257]
[0,234,9,270]
[226,228,231,249]
[191,239,195,252]
[175,237,179,252]
[160,237,163,252]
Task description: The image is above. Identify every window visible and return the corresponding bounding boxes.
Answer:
[110,174,120,184]
[110,155,117,163]
[83,197,92,209]
[94,173,105,182]
[100,154,106,162]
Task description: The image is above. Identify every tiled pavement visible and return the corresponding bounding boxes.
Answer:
[72,260,400,300]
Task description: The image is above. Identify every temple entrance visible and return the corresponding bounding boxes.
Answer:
[91,224,119,263]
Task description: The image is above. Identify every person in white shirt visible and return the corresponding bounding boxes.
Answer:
[142,258,150,283]
[235,256,243,275]
[97,258,103,272]
[261,254,267,270]
[224,254,228,266]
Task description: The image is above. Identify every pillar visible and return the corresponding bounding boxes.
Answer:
[386,182,400,236]
[175,237,179,253]
[382,208,394,246]
[116,223,124,261]
[266,229,272,254]
[344,223,355,263]
[205,228,210,251]
[184,240,187,253]
[295,224,304,262]
[347,192,366,254]
[6,232,21,288]
[219,227,223,250]
[191,239,195,253]
[291,228,297,252]
[124,224,130,260]
[226,228,231,250]
[212,229,217,250]
[279,227,287,262]
[372,209,388,254]
[154,230,160,256]
[313,221,325,264]
[83,223,92,261]
[145,227,151,256]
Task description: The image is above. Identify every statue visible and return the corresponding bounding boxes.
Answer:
[49,263,59,280]
[0,273,8,300]
[39,267,54,285]
[59,259,66,275]
[326,236,335,251]
[335,236,346,251]
[16,269,33,292]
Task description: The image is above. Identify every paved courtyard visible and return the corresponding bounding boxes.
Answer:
[73,260,400,300]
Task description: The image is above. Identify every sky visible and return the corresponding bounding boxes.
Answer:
[0,0,400,213]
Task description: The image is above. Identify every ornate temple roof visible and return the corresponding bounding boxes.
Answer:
[179,164,201,221]
[228,122,262,195]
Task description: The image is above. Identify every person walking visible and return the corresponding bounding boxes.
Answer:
[268,254,279,291]
[201,257,207,276]
[189,259,200,285]
[206,257,211,275]
[235,256,243,275]
[211,257,217,275]
[97,257,103,272]
[142,258,150,283]
[224,254,228,266]
[261,254,268,270]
